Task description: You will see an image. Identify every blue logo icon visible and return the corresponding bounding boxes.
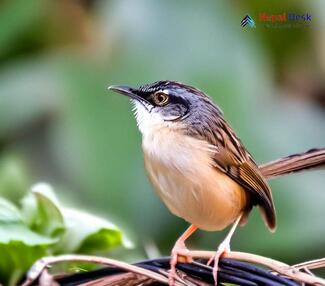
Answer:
[241,15,256,28]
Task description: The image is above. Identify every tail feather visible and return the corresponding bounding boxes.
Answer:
[259,148,325,179]
[259,206,276,232]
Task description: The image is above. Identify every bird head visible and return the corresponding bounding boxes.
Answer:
[108,80,222,134]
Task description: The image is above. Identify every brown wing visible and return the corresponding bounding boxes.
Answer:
[202,118,276,231]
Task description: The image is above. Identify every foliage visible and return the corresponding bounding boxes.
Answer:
[0,179,130,286]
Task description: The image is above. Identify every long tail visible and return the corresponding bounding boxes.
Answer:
[259,148,325,179]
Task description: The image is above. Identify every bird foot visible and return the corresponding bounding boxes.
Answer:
[207,240,230,285]
[169,240,192,286]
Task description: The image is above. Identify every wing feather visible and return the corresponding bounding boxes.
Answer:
[189,117,276,231]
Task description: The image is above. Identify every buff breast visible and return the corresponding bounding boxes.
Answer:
[142,126,248,231]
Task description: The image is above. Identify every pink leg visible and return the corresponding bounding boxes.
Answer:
[169,224,198,286]
[208,214,242,285]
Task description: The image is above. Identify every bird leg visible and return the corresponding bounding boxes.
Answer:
[169,224,198,286]
[207,214,242,285]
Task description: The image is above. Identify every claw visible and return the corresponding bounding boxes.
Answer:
[168,225,198,286]
[207,214,242,285]
[207,241,230,285]
[169,240,192,286]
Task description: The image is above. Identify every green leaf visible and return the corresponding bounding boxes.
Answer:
[55,208,132,254]
[0,224,55,285]
[0,242,49,286]
[0,197,57,286]
[0,182,131,285]
[21,183,65,238]
[0,191,57,246]
[0,224,56,245]
[0,198,21,223]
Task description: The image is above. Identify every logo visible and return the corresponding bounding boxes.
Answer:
[258,12,312,28]
[259,12,312,23]
[241,13,312,30]
[241,15,256,28]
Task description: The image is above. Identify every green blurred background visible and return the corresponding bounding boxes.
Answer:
[0,0,325,264]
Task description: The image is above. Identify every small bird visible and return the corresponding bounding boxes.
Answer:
[108,81,325,285]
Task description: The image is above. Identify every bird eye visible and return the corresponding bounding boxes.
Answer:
[153,92,169,106]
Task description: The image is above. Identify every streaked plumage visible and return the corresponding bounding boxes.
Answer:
[109,80,325,286]
[129,80,276,231]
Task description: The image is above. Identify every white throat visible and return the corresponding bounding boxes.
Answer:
[132,100,165,135]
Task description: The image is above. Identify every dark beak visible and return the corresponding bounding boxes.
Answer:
[108,85,137,98]
[108,85,152,109]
